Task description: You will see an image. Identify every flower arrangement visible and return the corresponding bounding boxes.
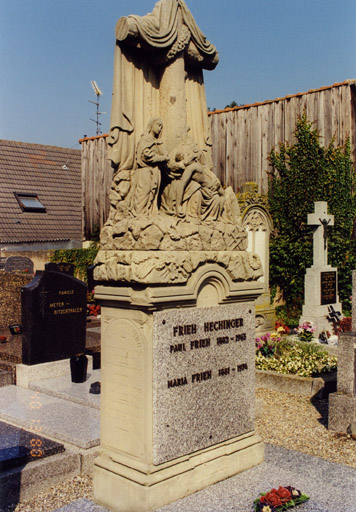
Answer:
[255,332,281,358]
[333,316,352,335]
[0,336,7,344]
[254,485,309,511]
[87,289,100,317]
[297,321,315,342]
[275,321,290,335]
[87,304,101,317]
[255,340,337,377]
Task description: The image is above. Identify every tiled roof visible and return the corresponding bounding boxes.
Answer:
[208,79,356,115]
[0,140,82,244]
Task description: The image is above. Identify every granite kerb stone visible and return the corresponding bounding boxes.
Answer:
[0,450,81,511]
[256,369,337,397]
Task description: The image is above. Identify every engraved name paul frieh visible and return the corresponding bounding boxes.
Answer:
[153,303,256,465]
[168,318,248,388]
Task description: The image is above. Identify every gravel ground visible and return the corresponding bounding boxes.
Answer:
[11,388,356,512]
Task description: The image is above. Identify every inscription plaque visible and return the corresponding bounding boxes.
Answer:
[153,303,255,465]
[321,271,337,305]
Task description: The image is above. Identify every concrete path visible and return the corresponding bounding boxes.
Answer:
[54,443,356,512]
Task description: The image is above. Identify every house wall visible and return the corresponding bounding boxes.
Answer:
[0,241,84,273]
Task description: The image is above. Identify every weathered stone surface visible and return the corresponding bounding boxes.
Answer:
[94,250,262,284]
[101,213,249,253]
[328,393,356,432]
[337,332,356,395]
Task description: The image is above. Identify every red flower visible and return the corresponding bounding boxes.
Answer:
[274,486,292,504]
[260,492,282,508]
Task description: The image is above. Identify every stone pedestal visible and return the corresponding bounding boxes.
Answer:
[93,262,264,512]
[328,331,356,432]
[300,266,342,336]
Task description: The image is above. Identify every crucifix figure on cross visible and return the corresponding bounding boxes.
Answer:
[307,201,334,267]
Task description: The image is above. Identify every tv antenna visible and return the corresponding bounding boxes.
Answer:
[89,81,106,135]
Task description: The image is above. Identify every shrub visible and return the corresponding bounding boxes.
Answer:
[268,113,356,316]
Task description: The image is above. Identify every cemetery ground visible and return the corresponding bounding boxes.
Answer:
[0,271,355,511]
[2,381,356,511]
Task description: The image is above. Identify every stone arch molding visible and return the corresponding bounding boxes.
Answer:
[242,206,273,234]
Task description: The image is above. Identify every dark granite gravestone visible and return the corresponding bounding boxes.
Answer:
[0,420,65,471]
[21,267,87,365]
[0,257,5,270]
[87,264,97,294]
[45,262,75,276]
[4,256,34,274]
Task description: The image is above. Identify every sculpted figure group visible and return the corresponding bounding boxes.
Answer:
[99,118,246,252]
[111,117,238,225]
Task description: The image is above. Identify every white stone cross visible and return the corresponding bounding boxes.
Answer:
[307,201,334,267]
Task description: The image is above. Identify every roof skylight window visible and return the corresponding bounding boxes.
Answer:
[15,193,46,213]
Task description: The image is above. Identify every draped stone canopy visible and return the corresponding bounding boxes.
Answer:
[108,0,219,171]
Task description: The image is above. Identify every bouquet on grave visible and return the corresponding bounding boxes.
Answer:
[254,486,309,511]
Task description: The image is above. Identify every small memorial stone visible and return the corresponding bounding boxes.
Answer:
[21,266,87,365]
[4,256,34,274]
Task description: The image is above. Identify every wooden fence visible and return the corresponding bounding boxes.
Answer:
[80,134,112,239]
[80,80,356,238]
[209,79,356,194]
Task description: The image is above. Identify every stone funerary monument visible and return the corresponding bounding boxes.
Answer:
[93,1,264,510]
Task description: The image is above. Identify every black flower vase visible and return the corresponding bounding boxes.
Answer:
[70,354,88,383]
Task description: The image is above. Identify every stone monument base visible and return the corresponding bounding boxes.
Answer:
[93,259,264,511]
[328,331,356,433]
[94,432,263,512]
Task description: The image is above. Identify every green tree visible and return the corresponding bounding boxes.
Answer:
[268,112,356,315]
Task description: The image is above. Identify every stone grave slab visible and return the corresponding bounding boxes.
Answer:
[0,420,64,471]
[21,267,87,365]
[4,256,34,274]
